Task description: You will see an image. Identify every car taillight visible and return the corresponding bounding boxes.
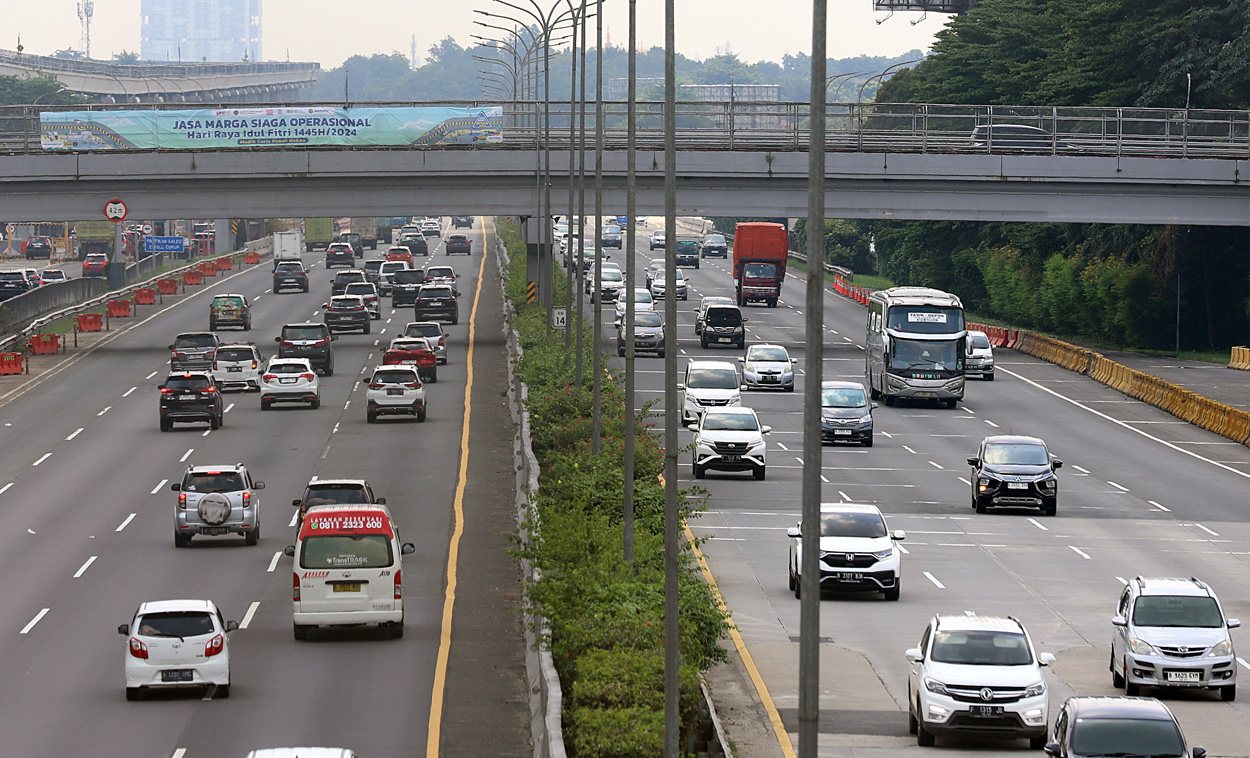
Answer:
[314,339,329,347]
[405,382,419,389]
[369,382,383,389]
[262,374,276,382]
[438,336,446,346]
[204,633,224,657]
[160,387,176,394]
[178,493,187,509]
[292,572,301,601]
[251,360,258,369]
[241,492,250,507]
[280,340,294,348]
[394,569,402,600]
[199,388,215,394]
[211,360,218,370]
[300,373,316,381]
[129,638,148,659]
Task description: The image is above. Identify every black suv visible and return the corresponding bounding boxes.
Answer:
[413,285,459,324]
[1045,696,1204,758]
[0,271,33,300]
[25,236,53,260]
[324,242,356,268]
[968,435,1062,516]
[399,233,430,256]
[700,233,728,258]
[322,295,371,334]
[330,270,366,296]
[275,323,337,376]
[675,237,701,268]
[158,372,225,431]
[391,269,426,306]
[272,261,309,293]
[452,216,474,229]
[169,332,221,371]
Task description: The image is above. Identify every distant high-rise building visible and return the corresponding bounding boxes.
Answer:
[141,0,262,63]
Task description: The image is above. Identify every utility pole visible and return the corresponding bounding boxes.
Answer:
[663,1,679,755]
[623,0,637,561]
[591,0,604,453]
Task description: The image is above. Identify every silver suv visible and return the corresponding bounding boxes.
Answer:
[171,464,266,547]
[1111,576,1239,701]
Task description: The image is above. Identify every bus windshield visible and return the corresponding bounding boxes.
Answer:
[889,339,962,372]
[886,306,965,334]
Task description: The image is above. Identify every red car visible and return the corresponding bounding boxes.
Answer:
[382,337,437,383]
[385,247,414,267]
[82,253,110,277]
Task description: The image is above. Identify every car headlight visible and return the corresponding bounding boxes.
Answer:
[923,676,949,696]
[859,414,873,424]
[728,394,740,404]
[746,440,765,451]
[1128,638,1158,656]
[871,547,894,560]
[1023,681,1045,698]
[1039,477,1057,490]
[1209,639,1234,657]
[978,477,992,492]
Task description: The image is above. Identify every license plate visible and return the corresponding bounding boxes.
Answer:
[1007,482,1028,490]
[227,367,242,372]
[161,669,194,683]
[179,394,196,401]
[635,341,650,347]
[834,572,863,583]
[834,429,852,436]
[1167,670,1200,682]
[333,582,361,592]
[722,455,741,462]
[199,527,228,536]
[718,337,732,343]
[761,376,778,382]
[915,392,937,398]
[280,378,296,384]
[969,705,1004,717]
[386,388,404,396]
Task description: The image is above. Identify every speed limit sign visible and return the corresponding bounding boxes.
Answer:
[142,223,153,234]
[104,199,128,222]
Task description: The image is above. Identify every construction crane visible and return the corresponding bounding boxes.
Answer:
[78,0,95,59]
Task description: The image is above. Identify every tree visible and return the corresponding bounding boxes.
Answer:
[112,51,140,65]
[0,75,90,106]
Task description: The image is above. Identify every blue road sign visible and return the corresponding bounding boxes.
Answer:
[145,236,185,253]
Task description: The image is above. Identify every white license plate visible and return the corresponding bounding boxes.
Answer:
[718,338,732,343]
[1167,671,1200,682]
[227,367,242,372]
[386,388,404,396]
[199,527,228,536]
[834,429,852,436]
[178,394,196,401]
[161,669,194,683]
[279,378,296,384]
[1007,482,1028,490]
[915,392,937,398]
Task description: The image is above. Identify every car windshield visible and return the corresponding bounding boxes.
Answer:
[216,348,255,362]
[743,262,778,279]
[970,333,991,349]
[602,270,623,282]
[422,287,453,299]
[703,412,759,431]
[0,272,26,281]
[335,272,365,282]
[393,270,424,284]
[304,484,370,507]
[364,260,384,271]
[1070,718,1185,756]
[341,234,361,242]
[635,312,662,327]
[136,611,215,638]
[183,471,243,492]
[426,268,453,278]
[329,297,362,308]
[345,284,375,295]
[374,369,417,384]
[275,263,303,273]
[983,443,1048,466]
[676,239,698,249]
[165,376,210,391]
[822,387,867,408]
[1133,595,1224,628]
[889,339,961,372]
[701,299,731,312]
[633,290,653,303]
[282,326,327,341]
[391,340,429,351]
[886,305,966,333]
[931,630,1033,665]
[687,368,738,389]
[706,309,742,327]
[405,324,440,338]
[703,235,726,244]
[212,297,243,307]
[300,534,393,569]
[748,347,788,362]
[175,335,216,348]
[819,511,886,538]
[329,244,352,252]
[268,362,308,374]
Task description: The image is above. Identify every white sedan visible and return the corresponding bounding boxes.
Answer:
[261,358,321,410]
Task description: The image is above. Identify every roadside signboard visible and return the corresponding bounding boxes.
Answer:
[550,307,567,330]
[144,236,186,254]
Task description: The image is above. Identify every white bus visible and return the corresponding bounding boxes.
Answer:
[865,287,966,408]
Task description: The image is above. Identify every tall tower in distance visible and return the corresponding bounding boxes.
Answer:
[141,0,262,63]
[78,0,94,59]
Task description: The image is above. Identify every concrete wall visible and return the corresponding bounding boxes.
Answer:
[0,279,109,336]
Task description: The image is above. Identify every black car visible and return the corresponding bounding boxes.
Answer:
[675,237,701,268]
[968,434,1062,516]
[158,372,225,431]
[25,236,53,260]
[444,234,472,255]
[452,216,474,229]
[820,381,875,447]
[169,332,221,371]
[0,271,32,300]
[399,233,430,257]
[390,269,426,306]
[272,261,309,293]
[325,243,356,268]
[330,270,367,296]
[362,259,385,286]
[599,226,623,249]
[275,323,337,375]
[699,233,728,258]
[338,232,364,257]
[413,285,459,324]
[1045,696,1204,758]
[322,295,371,334]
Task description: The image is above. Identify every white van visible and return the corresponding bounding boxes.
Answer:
[284,504,415,640]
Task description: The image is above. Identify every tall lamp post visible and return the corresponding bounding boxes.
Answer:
[622,0,637,560]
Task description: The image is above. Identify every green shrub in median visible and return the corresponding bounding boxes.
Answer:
[497,218,728,757]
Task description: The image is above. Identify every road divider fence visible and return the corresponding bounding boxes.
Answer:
[1230,346,1250,371]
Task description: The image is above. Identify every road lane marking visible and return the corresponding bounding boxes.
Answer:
[288,511,299,528]
[344,400,351,409]
[428,226,488,758]
[962,406,975,414]
[267,551,282,572]
[903,445,917,454]
[1194,523,1220,536]
[984,420,999,428]
[151,479,168,495]
[145,371,158,380]
[66,428,83,441]
[20,608,49,634]
[1108,480,1129,492]
[794,457,803,465]
[776,442,788,451]
[1028,518,1049,531]
[923,572,946,589]
[0,483,11,495]
[239,601,261,629]
[1148,500,1171,512]
[896,543,909,554]
[32,453,51,466]
[224,403,235,413]
[958,477,971,486]
[928,460,943,469]
[1073,465,1090,473]
[116,513,136,531]
[880,431,893,438]
[171,750,187,758]
[838,491,851,501]
[1238,657,1250,671]
[98,406,112,416]
[122,386,137,397]
[1069,546,1092,560]
[73,556,97,578]
[202,429,211,437]
[820,475,829,483]
[332,422,340,434]
[180,448,194,462]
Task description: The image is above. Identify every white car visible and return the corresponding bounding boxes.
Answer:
[680,359,741,426]
[648,268,688,300]
[692,406,770,480]
[377,260,410,295]
[120,599,238,700]
[645,258,666,287]
[739,344,796,391]
[615,288,655,320]
[966,329,995,380]
[422,264,460,296]
[343,281,382,319]
[589,268,625,302]
[906,615,1054,748]
[212,342,265,392]
[261,358,321,410]
[786,503,903,600]
[364,365,427,422]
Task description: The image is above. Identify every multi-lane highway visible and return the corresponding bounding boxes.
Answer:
[0,219,528,757]
[593,226,1250,756]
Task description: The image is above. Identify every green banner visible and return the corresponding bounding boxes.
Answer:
[40,106,504,150]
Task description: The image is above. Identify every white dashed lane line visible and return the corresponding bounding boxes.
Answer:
[1108,481,1129,492]
[1027,518,1049,531]
[98,406,111,416]
[1069,546,1092,560]
[145,371,158,380]
[903,446,918,454]
[288,511,300,528]
[984,420,999,428]
[923,572,946,589]
[32,453,51,466]
[20,608,49,634]
[66,428,83,441]
[224,403,235,413]
[1148,500,1171,512]
[73,556,97,578]
[180,448,194,462]
[239,601,261,629]
[201,429,211,437]
[0,483,12,495]
[1194,523,1220,536]
[150,479,168,495]
[122,387,137,397]
[267,552,282,572]
[928,461,944,469]
[116,513,136,531]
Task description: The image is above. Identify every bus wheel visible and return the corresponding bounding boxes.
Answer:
[884,395,896,407]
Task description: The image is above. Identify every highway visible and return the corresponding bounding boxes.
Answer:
[597,228,1250,756]
[0,220,528,757]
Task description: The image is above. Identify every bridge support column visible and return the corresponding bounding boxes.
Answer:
[522,217,543,308]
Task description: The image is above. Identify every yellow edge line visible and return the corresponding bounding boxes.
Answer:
[426,217,489,756]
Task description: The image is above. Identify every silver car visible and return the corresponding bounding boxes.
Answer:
[172,463,265,547]
[211,342,265,392]
[739,343,795,391]
[616,310,664,357]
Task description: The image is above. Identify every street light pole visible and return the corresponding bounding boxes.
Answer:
[591,0,604,453]
[564,0,582,361]
[663,0,679,755]
[623,0,637,561]
[575,0,588,387]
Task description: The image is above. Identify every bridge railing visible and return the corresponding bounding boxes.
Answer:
[2,100,1248,159]
[0,48,319,80]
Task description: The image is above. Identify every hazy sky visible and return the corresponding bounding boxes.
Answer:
[10,2,943,69]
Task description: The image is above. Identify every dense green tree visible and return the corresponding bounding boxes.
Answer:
[0,75,89,106]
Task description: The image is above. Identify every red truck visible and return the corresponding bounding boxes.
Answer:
[732,222,789,307]
[382,337,438,383]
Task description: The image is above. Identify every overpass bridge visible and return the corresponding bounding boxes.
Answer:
[0,49,319,104]
[1,101,1249,225]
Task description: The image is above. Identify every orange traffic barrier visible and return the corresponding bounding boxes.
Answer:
[76,313,104,332]
[134,288,156,305]
[184,270,203,286]
[199,261,218,277]
[0,352,25,375]
[28,334,62,355]
[158,277,180,295]
[244,251,261,265]
[216,255,233,271]
[107,299,132,318]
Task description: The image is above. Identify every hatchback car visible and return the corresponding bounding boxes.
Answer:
[1111,576,1239,701]
[338,232,364,256]
[82,252,110,277]
[343,282,382,319]
[273,261,310,293]
[968,435,1062,516]
[616,310,664,357]
[740,344,795,391]
[700,304,746,349]
[169,332,221,371]
[644,258,667,288]
[403,321,448,364]
[700,233,729,258]
[159,372,225,431]
[390,269,426,306]
[260,358,321,410]
[907,615,1055,748]
[171,463,266,546]
[382,337,438,383]
[377,260,410,295]
[212,342,265,392]
[323,295,371,334]
[422,264,460,296]
[398,233,429,257]
[25,236,53,259]
[364,365,427,423]
[692,406,770,480]
[444,233,472,255]
[674,237,701,268]
[362,258,386,286]
[325,242,356,268]
[649,229,666,250]
[413,284,459,324]
[0,270,33,299]
[119,599,238,700]
[275,323,336,375]
[385,246,415,268]
[292,478,386,523]
[966,329,995,380]
[1044,696,1205,758]
[40,269,69,284]
[787,502,904,600]
[452,215,474,228]
[821,381,875,446]
[208,294,251,331]
[421,220,442,237]
[649,268,688,300]
[615,288,655,321]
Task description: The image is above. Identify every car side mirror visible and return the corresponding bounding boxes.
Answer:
[1051,459,1063,469]
[741,318,748,323]
[322,303,328,309]
[741,384,749,391]
[786,526,800,538]
[761,426,772,434]
[1193,747,1207,758]
[1038,652,1055,666]
[1044,744,1061,757]
[402,543,416,554]
[225,620,239,632]
[966,457,979,467]
[330,335,339,341]
[1112,616,1127,627]
[284,545,296,557]
[157,385,166,391]
[376,497,386,505]
[677,383,686,390]
[253,482,265,490]
[292,499,301,507]
[892,530,906,541]
[118,624,129,635]
[170,483,181,491]
[870,402,879,409]
[737,357,744,363]
[274,337,281,343]
[904,648,923,663]
[1227,618,1241,629]
[167,344,175,351]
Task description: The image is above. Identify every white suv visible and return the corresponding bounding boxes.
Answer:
[1111,576,1239,701]
[171,463,266,547]
[680,360,741,426]
[692,407,770,480]
[907,615,1054,748]
[364,365,427,423]
[261,358,321,410]
[787,503,904,600]
[119,599,238,700]
[212,342,265,392]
